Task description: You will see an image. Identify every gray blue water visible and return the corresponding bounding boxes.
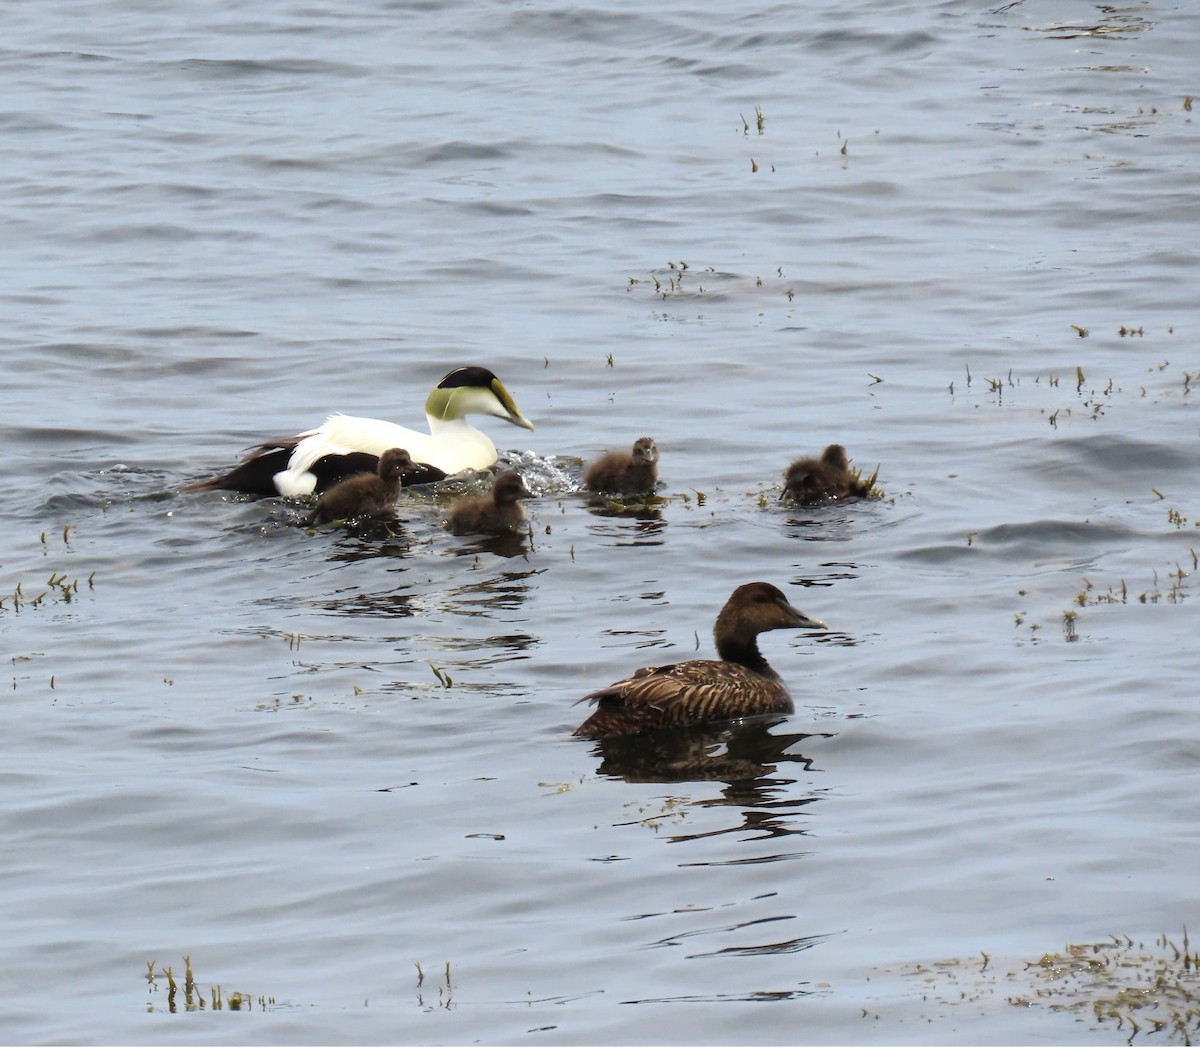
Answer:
[2,1,1198,1043]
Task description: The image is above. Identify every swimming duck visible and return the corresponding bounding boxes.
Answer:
[584,436,659,497]
[573,582,826,740]
[185,365,534,497]
[302,447,411,526]
[782,444,871,505]
[447,469,534,536]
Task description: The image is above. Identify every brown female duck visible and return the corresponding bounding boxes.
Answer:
[447,469,533,535]
[584,436,659,497]
[302,447,412,525]
[782,443,872,505]
[573,582,826,739]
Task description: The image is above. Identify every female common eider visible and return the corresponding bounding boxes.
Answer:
[782,444,872,505]
[573,582,826,740]
[302,447,412,526]
[447,470,534,536]
[185,366,535,498]
[584,436,659,497]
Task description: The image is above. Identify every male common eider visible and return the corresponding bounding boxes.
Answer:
[782,444,873,505]
[573,582,826,740]
[302,447,411,526]
[185,366,534,498]
[447,470,534,536]
[584,436,659,497]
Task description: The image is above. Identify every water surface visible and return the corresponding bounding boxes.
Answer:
[2,1,1198,1044]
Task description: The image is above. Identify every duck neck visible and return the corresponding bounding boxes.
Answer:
[714,631,774,676]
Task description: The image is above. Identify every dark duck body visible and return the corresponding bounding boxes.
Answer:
[447,470,533,535]
[302,447,412,525]
[584,436,659,497]
[782,443,871,505]
[573,582,826,740]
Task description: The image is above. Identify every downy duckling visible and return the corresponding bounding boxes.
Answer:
[302,447,412,526]
[573,582,826,739]
[584,436,659,497]
[782,443,871,505]
[185,365,535,497]
[447,470,533,536]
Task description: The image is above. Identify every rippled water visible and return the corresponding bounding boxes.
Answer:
[2,1,1198,1044]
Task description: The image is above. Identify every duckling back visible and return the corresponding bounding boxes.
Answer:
[584,436,659,496]
[447,469,533,535]
[303,447,410,525]
[783,444,861,504]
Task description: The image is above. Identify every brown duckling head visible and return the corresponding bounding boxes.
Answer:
[819,443,848,470]
[631,436,659,465]
[492,469,533,505]
[377,447,414,480]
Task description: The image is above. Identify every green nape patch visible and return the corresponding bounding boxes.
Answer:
[878,931,1200,1044]
[145,956,276,1014]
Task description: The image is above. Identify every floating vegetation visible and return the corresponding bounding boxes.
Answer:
[879,930,1200,1044]
[0,570,94,614]
[1073,554,1194,609]
[145,956,274,1014]
[616,794,690,832]
[413,959,455,1012]
[1062,608,1078,641]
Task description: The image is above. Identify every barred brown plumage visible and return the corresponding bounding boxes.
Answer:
[573,582,826,740]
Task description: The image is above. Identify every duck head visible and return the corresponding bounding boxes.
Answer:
[717,582,827,639]
[377,447,414,480]
[493,470,534,505]
[631,436,659,465]
[425,366,535,431]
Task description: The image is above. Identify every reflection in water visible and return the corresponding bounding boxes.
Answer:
[590,719,825,785]
[621,988,820,1004]
[790,561,861,588]
[315,589,422,618]
[325,534,413,564]
[590,720,833,854]
[439,567,542,616]
[445,528,535,560]
[585,498,667,546]
[643,919,833,960]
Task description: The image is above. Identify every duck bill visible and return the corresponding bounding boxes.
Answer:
[790,611,827,630]
[490,377,535,431]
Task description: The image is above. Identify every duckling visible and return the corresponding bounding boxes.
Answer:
[573,582,826,740]
[185,365,535,497]
[447,470,534,536]
[584,436,659,497]
[782,443,870,505]
[302,447,411,526]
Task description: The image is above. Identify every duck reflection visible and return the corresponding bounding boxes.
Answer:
[439,567,542,615]
[588,718,829,787]
[589,720,832,843]
[585,506,667,548]
[447,527,535,560]
[321,523,415,563]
